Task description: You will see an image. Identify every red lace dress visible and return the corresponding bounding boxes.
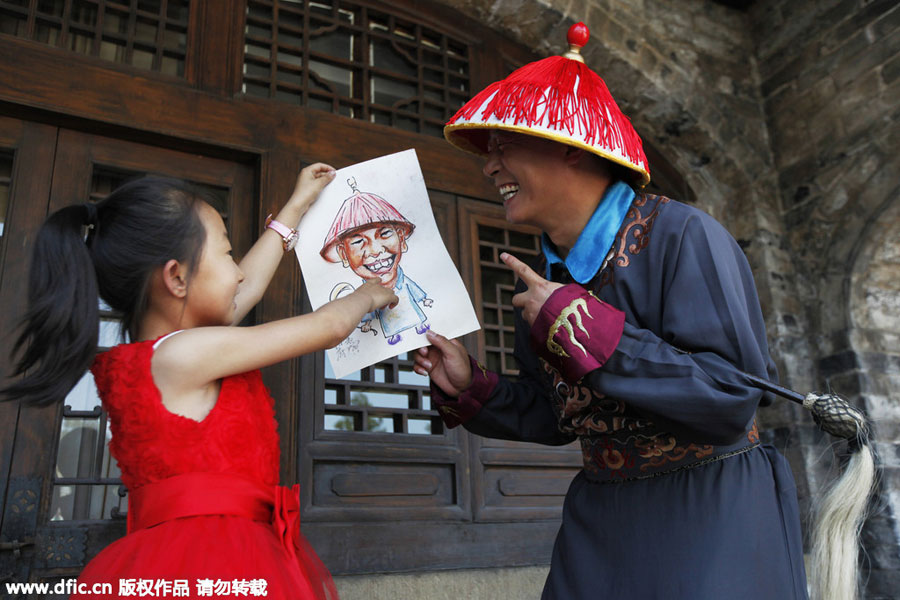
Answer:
[74,338,337,600]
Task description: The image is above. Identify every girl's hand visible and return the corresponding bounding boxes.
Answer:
[286,162,336,216]
[355,278,399,312]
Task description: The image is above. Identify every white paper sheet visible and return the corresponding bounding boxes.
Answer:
[295,149,480,379]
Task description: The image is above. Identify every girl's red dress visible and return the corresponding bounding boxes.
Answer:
[73,338,337,599]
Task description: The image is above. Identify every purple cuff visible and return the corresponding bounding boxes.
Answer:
[430,356,499,428]
[529,284,625,384]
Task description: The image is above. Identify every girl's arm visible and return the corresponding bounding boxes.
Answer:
[231,163,335,324]
[152,280,398,397]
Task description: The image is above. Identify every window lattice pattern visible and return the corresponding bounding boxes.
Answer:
[51,168,228,521]
[0,0,191,76]
[323,352,441,435]
[243,0,470,137]
[476,223,541,376]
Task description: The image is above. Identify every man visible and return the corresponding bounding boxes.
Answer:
[413,23,808,600]
[321,179,432,345]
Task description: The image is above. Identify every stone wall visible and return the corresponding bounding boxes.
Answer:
[341,0,898,597]
[751,0,900,597]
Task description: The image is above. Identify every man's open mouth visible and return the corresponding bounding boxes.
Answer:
[499,183,519,202]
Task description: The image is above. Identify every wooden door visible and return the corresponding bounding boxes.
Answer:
[0,125,254,588]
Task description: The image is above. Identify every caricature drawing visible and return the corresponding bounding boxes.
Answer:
[320,178,434,345]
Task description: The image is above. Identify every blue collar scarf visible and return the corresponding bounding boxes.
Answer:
[542,180,635,283]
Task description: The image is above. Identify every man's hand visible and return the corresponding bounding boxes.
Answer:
[414,331,472,397]
[501,252,564,326]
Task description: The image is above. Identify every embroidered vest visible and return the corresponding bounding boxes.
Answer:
[541,194,759,483]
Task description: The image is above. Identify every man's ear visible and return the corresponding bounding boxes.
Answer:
[564,145,588,167]
[161,259,188,298]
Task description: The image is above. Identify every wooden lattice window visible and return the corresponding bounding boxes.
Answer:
[242,0,470,137]
[475,220,541,376]
[0,0,190,76]
[51,167,228,521]
[455,200,542,377]
[323,351,441,435]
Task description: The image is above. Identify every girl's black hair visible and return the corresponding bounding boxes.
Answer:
[1,176,208,406]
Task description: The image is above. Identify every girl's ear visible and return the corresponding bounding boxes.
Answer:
[161,259,188,298]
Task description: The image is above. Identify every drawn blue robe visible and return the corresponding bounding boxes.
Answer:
[363,267,429,337]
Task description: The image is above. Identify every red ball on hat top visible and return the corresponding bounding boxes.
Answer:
[563,22,589,63]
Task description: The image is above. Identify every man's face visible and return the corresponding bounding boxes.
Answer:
[337,225,406,289]
[482,130,569,230]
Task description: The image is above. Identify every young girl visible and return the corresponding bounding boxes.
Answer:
[2,163,397,599]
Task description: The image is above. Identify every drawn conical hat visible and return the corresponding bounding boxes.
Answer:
[320,180,415,263]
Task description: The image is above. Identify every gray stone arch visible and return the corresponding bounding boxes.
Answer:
[847,196,900,586]
[850,196,900,370]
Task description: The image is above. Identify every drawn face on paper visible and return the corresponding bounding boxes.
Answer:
[336,225,408,289]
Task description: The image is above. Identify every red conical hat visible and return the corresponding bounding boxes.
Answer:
[320,178,415,263]
[444,23,650,186]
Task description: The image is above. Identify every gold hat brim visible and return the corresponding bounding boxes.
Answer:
[444,122,651,188]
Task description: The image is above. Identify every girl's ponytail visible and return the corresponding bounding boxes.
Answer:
[3,204,100,405]
[3,176,206,406]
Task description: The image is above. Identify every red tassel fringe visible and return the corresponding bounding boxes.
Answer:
[450,56,647,170]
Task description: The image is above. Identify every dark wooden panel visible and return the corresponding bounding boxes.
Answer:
[189,0,246,94]
[314,461,452,507]
[303,438,469,522]
[477,446,581,519]
[483,467,577,509]
[497,472,573,497]
[332,472,440,497]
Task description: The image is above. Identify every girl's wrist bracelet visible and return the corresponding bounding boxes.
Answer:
[265,214,299,252]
